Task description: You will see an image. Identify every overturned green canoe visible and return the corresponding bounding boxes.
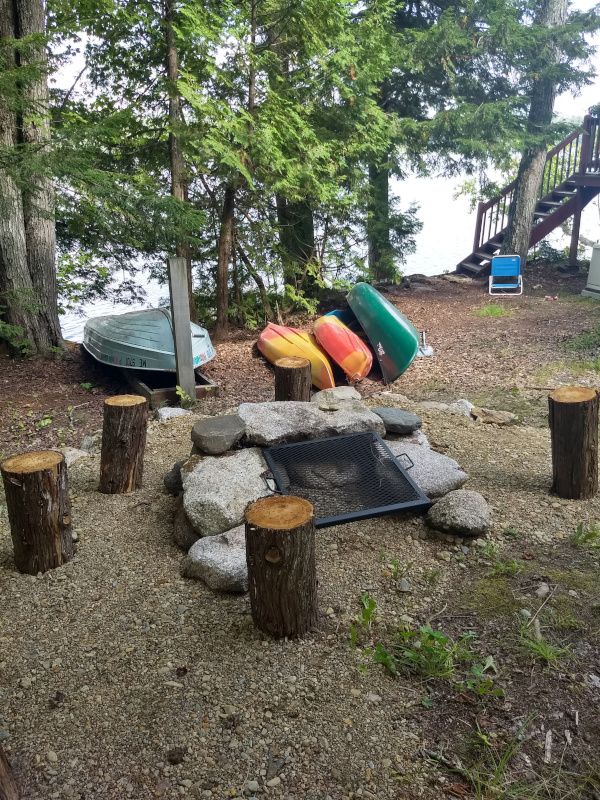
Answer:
[347,283,419,384]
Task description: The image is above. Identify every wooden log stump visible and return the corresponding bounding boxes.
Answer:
[245,495,318,638]
[549,386,599,499]
[0,451,73,575]
[274,357,312,402]
[0,745,19,800]
[99,395,148,494]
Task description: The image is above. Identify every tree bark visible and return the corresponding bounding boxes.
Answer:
[99,395,148,494]
[501,0,568,261]
[245,495,318,638]
[548,386,598,499]
[237,245,275,321]
[367,162,394,283]
[1,451,73,575]
[214,185,235,341]
[163,0,197,324]
[274,357,312,401]
[276,197,317,296]
[0,744,19,800]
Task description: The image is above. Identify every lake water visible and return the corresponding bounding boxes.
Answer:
[60,175,600,342]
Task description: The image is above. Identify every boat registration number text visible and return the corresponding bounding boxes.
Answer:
[101,353,147,368]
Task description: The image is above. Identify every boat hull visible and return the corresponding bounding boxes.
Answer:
[347,283,419,383]
[257,323,335,390]
[313,315,372,381]
[83,308,215,372]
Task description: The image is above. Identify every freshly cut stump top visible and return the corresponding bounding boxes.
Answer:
[105,395,147,407]
[245,495,314,529]
[2,450,63,473]
[550,387,597,403]
[274,357,311,369]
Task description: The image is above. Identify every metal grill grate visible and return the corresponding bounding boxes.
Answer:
[262,431,431,528]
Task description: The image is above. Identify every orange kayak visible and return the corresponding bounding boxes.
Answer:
[313,315,373,381]
[257,323,335,390]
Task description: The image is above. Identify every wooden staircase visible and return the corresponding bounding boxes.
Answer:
[457,114,600,276]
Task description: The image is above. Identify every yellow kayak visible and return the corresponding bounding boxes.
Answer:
[257,323,335,390]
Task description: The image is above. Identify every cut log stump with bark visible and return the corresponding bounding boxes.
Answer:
[549,386,599,499]
[0,451,73,575]
[274,357,312,402]
[99,395,148,494]
[245,495,318,638]
[0,744,19,800]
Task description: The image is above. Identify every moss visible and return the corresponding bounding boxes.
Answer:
[545,569,600,594]
[465,577,521,621]
[546,596,585,631]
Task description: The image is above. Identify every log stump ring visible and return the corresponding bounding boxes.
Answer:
[245,495,318,638]
[548,386,599,500]
[0,450,73,575]
[274,357,312,402]
[99,395,148,494]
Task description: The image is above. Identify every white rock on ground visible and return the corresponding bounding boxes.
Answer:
[426,489,492,537]
[52,447,89,467]
[385,441,468,498]
[181,525,247,592]
[386,430,429,448]
[472,407,518,425]
[182,448,271,536]
[154,407,193,422]
[311,386,361,403]
[449,399,475,418]
[238,400,385,446]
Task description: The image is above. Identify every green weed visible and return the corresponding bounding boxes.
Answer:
[423,568,440,586]
[473,303,513,318]
[370,624,477,678]
[559,325,600,354]
[515,623,573,668]
[176,385,196,409]
[571,521,600,549]
[456,656,505,699]
[489,558,523,578]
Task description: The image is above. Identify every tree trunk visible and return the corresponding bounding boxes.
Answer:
[17,0,62,349]
[276,197,317,296]
[367,162,394,283]
[274,357,312,401]
[501,0,568,261]
[214,185,235,341]
[1,451,73,575]
[231,242,244,326]
[99,395,148,494]
[0,744,19,800]
[549,386,598,499]
[245,495,318,638]
[237,245,275,321]
[164,0,197,324]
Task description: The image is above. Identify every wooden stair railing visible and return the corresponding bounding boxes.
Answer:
[457,114,600,276]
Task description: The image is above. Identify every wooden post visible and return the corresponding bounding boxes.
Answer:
[0,451,73,575]
[245,495,318,638]
[549,387,598,499]
[569,188,583,266]
[274,357,312,401]
[167,256,196,402]
[99,395,148,494]
[0,745,19,800]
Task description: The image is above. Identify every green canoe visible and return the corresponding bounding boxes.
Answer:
[347,283,419,383]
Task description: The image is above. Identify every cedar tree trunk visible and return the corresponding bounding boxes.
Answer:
[214,185,235,341]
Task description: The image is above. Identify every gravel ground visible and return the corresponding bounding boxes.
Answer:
[1,398,599,800]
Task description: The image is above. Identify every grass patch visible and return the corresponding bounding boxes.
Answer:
[466,578,521,621]
[515,623,573,667]
[571,521,600,550]
[473,303,513,318]
[560,325,600,354]
[533,359,600,383]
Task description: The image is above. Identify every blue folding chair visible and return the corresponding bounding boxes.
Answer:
[489,255,522,296]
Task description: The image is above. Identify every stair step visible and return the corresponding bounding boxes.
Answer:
[474,252,493,261]
[552,190,576,198]
[538,199,564,208]
[459,259,488,275]
[534,210,550,219]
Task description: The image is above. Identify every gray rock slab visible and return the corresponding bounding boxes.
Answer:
[311,386,361,403]
[81,430,102,455]
[471,407,518,425]
[373,407,422,434]
[385,430,429,448]
[181,525,247,592]
[164,460,186,496]
[52,447,89,467]
[173,506,200,550]
[238,400,385,446]
[449,399,474,418]
[426,490,491,537]
[191,414,246,455]
[155,407,193,422]
[385,442,468,498]
[182,448,270,537]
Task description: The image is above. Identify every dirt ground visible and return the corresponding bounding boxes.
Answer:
[1,263,600,800]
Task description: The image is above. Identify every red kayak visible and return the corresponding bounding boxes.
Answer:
[313,314,373,381]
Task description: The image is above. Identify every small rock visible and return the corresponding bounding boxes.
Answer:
[81,430,102,455]
[311,386,361,403]
[163,460,186,496]
[71,531,78,543]
[223,704,236,715]
[399,578,411,592]
[47,751,58,763]
[535,582,550,599]
[173,504,200,551]
[436,551,452,562]
[373,408,422,435]
[245,780,260,794]
[426,490,492,537]
[367,693,382,703]
[519,609,532,620]
[20,677,32,688]
[350,688,360,697]
[471,407,518,425]
[568,590,578,598]
[155,407,193,422]
[191,415,246,455]
[0,732,7,742]
[181,525,247,592]
[449,399,474,418]
[461,545,469,554]
[266,777,281,788]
